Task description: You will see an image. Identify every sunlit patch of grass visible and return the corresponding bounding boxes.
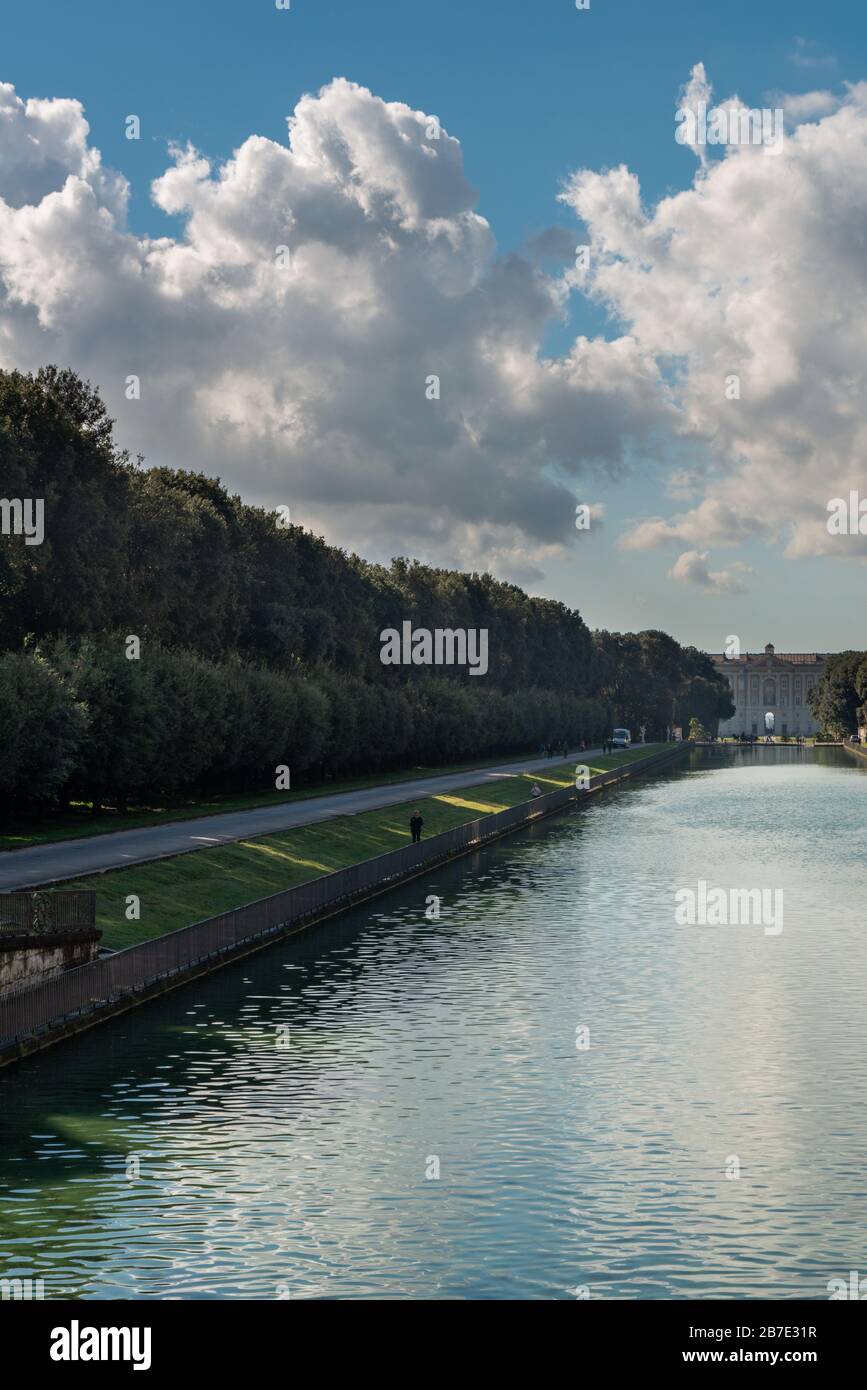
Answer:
[432,794,502,814]
[238,841,331,873]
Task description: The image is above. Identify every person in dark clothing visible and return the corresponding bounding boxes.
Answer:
[410,811,424,843]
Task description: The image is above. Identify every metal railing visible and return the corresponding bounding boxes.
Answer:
[0,745,682,1049]
[0,891,96,935]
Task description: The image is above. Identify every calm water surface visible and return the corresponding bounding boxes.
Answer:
[1,746,866,1299]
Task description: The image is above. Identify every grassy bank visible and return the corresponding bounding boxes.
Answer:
[63,746,664,950]
[0,746,580,853]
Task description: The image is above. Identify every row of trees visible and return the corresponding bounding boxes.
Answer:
[0,367,593,690]
[593,629,733,737]
[0,639,610,819]
[807,652,867,738]
[0,365,734,819]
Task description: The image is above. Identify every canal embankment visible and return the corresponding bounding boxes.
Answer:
[0,742,689,1066]
[29,749,658,947]
[0,746,633,892]
[842,742,867,766]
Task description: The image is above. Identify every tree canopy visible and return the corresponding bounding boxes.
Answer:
[0,365,734,817]
[808,651,867,738]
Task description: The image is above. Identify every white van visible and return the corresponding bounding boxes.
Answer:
[611,728,631,749]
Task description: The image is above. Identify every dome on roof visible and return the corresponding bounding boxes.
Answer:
[764,643,775,655]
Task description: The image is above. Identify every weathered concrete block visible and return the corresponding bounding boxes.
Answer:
[0,931,101,995]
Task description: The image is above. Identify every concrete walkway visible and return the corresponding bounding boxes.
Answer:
[0,746,625,892]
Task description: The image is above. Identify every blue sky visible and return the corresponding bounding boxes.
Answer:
[5,0,857,246]
[3,0,866,651]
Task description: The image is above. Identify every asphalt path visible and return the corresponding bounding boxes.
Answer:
[0,746,619,891]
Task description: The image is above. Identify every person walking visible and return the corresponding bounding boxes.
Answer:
[409,810,424,843]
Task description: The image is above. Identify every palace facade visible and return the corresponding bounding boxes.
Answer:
[709,643,827,738]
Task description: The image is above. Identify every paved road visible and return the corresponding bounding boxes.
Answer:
[0,747,615,891]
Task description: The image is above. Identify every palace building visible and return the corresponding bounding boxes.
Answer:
[709,643,827,738]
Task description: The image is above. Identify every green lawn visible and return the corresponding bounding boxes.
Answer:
[1,746,585,852]
[59,745,663,950]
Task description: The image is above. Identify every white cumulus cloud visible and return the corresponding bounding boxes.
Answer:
[561,71,867,568]
[3,66,867,592]
[668,550,751,594]
[0,77,671,580]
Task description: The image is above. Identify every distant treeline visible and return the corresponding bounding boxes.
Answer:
[808,651,867,737]
[0,367,733,817]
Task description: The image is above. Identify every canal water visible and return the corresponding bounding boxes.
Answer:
[1,746,865,1300]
